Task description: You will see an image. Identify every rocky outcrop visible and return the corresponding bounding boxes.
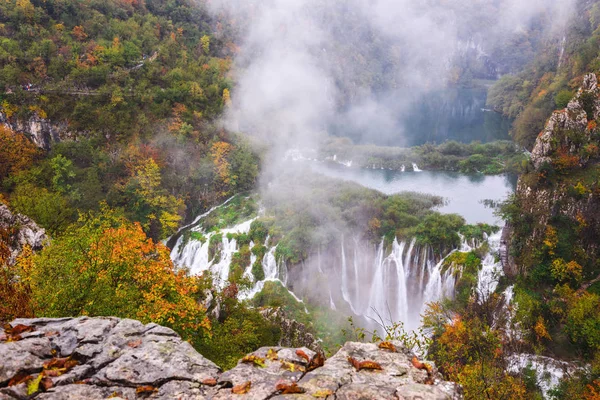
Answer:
[0,317,462,399]
[531,73,600,169]
[0,113,74,150]
[506,73,600,275]
[0,204,47,265]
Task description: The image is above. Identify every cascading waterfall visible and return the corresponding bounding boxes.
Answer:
[171,197,503,332]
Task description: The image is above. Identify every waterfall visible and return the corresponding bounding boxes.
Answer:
[172,197,504,333]
[340,237,358,314]
[476,230,502,300]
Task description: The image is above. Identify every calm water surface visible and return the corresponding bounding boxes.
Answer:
[311,163,516,225]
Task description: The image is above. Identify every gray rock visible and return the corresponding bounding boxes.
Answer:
[0,205,47,265]
[0,318,462,399]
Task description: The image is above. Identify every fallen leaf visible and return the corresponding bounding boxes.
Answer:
[232,381,251,394]
[347,356,361,371]
[40,377,53,391]
[296,349,310,363]
[241,354,266,368]
[10,324,35,335]
[27,374,43,395]
[411,356,427,371]
[307,351,325,371]
[136,385,157,395]
[6,334,22,342]
[8,371,33,386]
[347,357,383,371]
[313,389,334,398]
[267,348,279,361]
[378,341,397,352]
[42,369,61,378]
[202,378,218,386]
[127,338,142,348]
[280,361,304,372]
[276,382,305,394]
[44,331,60,337]
[358,360,382,371]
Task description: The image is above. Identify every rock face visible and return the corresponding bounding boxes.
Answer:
[0,317,462,400]
[531,73,600,169]
[0,113,74,150]
[506,73,600,276]
[0,204,47,265]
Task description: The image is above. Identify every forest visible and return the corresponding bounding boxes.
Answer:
[2,0,600,399]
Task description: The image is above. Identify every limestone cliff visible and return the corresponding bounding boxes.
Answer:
[0,113,74,150]
[503,73,600,279]
[0,204,47,265]
[0,317,462,400]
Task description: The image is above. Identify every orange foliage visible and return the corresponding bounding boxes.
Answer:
[584,380,600,400]
[90,222,208,333]
[71,25,87,41]
[0,126,40,180]
[553,147,580,171]
[0,228,34,321]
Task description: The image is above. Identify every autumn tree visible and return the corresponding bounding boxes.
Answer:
[0,226,34,321]
[23,207,209,338]
[0,126,39,180]
[118,154,185,240]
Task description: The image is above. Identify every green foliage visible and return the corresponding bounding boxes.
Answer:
[321,138,524,175]
[208,232,222,263]
[194,292,281,370]
[555,90,574,109]
[415,212,465,253]
[10,183,75,235]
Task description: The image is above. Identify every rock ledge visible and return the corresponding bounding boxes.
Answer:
[0,317,462,399]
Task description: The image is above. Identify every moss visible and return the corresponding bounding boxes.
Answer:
[208,233,223,263]
[251,260,265,281]
[201,195,257,232]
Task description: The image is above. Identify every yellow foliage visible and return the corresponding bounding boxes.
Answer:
[211,141,232,193]
[2,100,18,118]
[543,226,558,256]
[534,316,552,342]
[222,88,231,106]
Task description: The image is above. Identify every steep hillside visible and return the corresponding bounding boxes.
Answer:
[494,73,600,397]
[488,0,600,149]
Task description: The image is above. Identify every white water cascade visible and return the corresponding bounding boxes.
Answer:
[171,198,503,332]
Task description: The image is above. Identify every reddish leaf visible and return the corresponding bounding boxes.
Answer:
[307,351,325,371]
[40,377,54,391]
[202,378,218,386]
[136,385,157,395]
[276,382,305,394]
[8,371,33,386]
[127,339,142,348]
[378,341,397,352]
[295,349,310,363]
[232,381,251,394]
[10,324,35,335]
[358,360,382,371]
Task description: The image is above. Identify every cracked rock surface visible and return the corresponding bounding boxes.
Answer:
[0,317,462,399]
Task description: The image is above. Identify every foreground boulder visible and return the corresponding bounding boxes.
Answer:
[0,317,462,399]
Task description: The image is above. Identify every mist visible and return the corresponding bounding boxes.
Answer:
[207,0,576,148]
[199,0,577,329]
